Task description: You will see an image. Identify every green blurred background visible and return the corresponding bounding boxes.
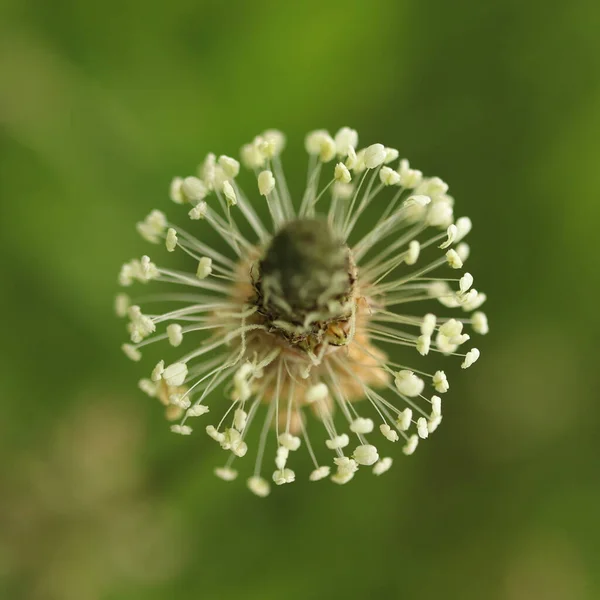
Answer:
[1,0,599,598]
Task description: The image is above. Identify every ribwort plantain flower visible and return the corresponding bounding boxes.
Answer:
[116,127,488,496]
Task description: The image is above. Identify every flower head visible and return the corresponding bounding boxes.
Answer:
[117,128,487,496]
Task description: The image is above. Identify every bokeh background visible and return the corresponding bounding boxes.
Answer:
[1,0,599,598]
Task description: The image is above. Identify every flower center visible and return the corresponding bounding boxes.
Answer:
[253,218,355,342]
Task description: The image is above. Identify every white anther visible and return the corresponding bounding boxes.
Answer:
[163,362,188,386]
[405,240,420,265]
[188,201,207,220]
[353,444,379,466]
[472,311,489,335]
[431,395,442,416]
[258,170,276,196]
[334,162,352,183]
[167,323,183,347]
[151,360,164,382]
[196,257,212,279]
[439,224,457,249]
[459,272,474,293]
[278,432,301,451]
[397,408,413,432]
[273,468,295,485]
[433,371,449,393]
[394,370,425,397]
[115,294,130,318]
[234,408,248,431]
[373,457,393,475]
[305,383,328,404]
[446,249,463,269]
[122,344,141,362]
[364,144,386,169]
[247,476,270,497]
[403,434,419,456]
[421,313,437,336]
[334,127,358,156]
[181,176,207,202]
[416,335,431,356]
[275,446,289,470]
[462,348,480,369]
[218,155,240,178]
[214,467,238,481]
[326,434,350,450]
[166,228,178,252]
[350,417,374,434]
[309,466,331,481]
[417,417,429,439]
[380,423,399,442]
[186,404,209,417]
[379,166,401,186]
[222,180,237,206]
[455,216,472,242]
[170,424,192,435]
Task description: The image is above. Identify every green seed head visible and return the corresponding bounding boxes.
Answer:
[254,218,354,334]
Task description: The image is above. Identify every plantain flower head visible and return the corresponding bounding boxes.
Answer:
[116,127,488,496]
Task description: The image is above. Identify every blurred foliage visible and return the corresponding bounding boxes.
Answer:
[1,0,599,599]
